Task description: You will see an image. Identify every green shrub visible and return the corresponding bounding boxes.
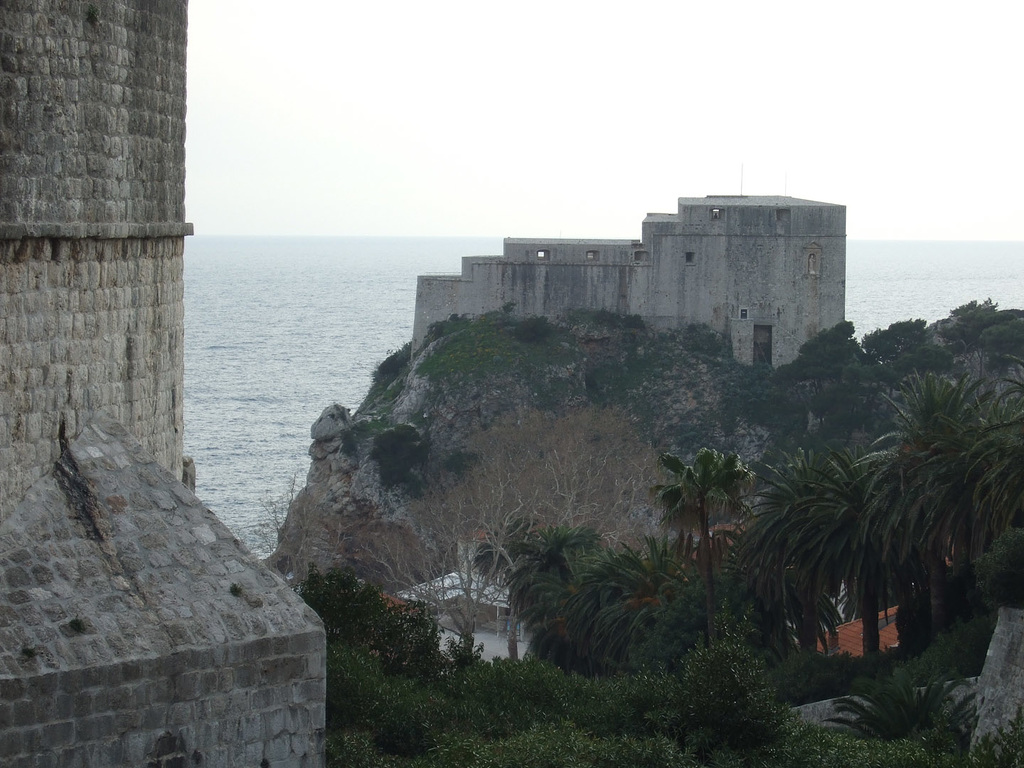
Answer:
[512,315,553,343]
[373,343,411,386]
[900,614,996,686]
[567,671,682,740]
[425,723,696,768]
[444,657,574,738]
[423,314,471,347]
[296,566,448,681]
[370,424,429,490]
[828,669,975,747]
[676,632,788,754]
[976,528,1024,608]
[771,649,899,706]
[972,709,1024,768]
[325,729,399,768]
[441,449,478,477]
[754,718,963,768]
[680,323,729,356]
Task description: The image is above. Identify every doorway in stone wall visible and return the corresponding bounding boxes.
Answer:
[753,325,773,366]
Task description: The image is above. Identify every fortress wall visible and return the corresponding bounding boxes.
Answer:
[413,274,463,350]
[0,236,184,521]
[411,198,846,366]
[0,0,188,231]
[0,633,325,767]
[1,1,190,519]
[502,238,638,264]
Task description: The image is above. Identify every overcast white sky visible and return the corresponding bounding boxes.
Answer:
[184,0,1023,240]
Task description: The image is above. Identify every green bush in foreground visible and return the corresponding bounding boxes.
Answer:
[976,528,1024,609]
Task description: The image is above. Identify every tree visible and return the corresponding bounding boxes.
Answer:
[559,536,687,671]
[939,299,1021,376]
[873,373,992,637]
[653,448,754,642]
[808,448,894,654]
[741,450,835,653]
[380,407,657,645]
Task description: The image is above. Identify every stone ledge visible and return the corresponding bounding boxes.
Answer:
[0,223,194,240]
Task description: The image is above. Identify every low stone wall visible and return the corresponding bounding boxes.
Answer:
[0,235,184,521]
[0,633,325,767]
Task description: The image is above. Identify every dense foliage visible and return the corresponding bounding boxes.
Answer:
[300,299,1024,767]
[976,528,1024,608]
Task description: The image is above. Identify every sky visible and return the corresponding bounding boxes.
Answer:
[184,0,1023,240]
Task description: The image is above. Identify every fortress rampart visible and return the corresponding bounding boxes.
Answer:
[413,196,846,366]
[1,0,191,520]
[2,4,327,766]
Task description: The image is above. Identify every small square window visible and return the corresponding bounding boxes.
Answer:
[633,250,648,262]
[536,249,549,260]
[740,308,748,320]
[586,250,599,261]
[685,252,695,264]
[711,208,722,220]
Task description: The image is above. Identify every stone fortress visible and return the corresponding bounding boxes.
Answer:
[413,195,847,366]
[1,2,325,765]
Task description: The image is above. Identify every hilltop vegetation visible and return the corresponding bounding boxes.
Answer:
[271,299,1024,585]
[274,299,1024,767]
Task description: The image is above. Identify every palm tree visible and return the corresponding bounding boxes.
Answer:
[873,373,992,636]
[829,669,974,742]
[504,525,602,673]
[653,448,755,642]
[809,448,895,654]
[973,374,1024,538]
[741,450,835,653]
[560,536,687,670]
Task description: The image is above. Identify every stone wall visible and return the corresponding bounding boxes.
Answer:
[973,607,1024,745]
[1,0,191,520]
[412,196,846,367]
[0,418,326,767]
[0,0,188,232]
[0,235,184,521]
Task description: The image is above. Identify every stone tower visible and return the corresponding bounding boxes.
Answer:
[1,0,191,520]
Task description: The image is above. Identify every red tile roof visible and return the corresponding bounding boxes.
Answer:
[820,607,900,657]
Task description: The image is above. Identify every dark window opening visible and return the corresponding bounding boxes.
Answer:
[536,249,549,260]
[711,208,722,220]
[739,308,748,320]
[633,250,648,262]
[685,251,695,264]
[776,208,790,221]
[586,250,599,260]
[753,325,773,366]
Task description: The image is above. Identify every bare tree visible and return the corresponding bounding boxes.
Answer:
[253,473,300,558]
[378,407,659,654]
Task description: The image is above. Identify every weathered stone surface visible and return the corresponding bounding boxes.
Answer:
[412,197,846,367]
[973,607,1024,745]
[0,0,189,230]
[1,0,191,521]
[309,404,351,443]
[0,416,326,767]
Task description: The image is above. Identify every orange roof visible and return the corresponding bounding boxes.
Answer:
[819,607,900,657]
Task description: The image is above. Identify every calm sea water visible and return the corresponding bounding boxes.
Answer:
[183,238,1024,553]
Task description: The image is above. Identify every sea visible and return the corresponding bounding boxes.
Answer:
[183,238,1024,555]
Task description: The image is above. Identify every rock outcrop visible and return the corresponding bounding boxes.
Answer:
[270,314,776,583]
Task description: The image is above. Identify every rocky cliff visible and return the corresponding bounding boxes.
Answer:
[269,312,779,583]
